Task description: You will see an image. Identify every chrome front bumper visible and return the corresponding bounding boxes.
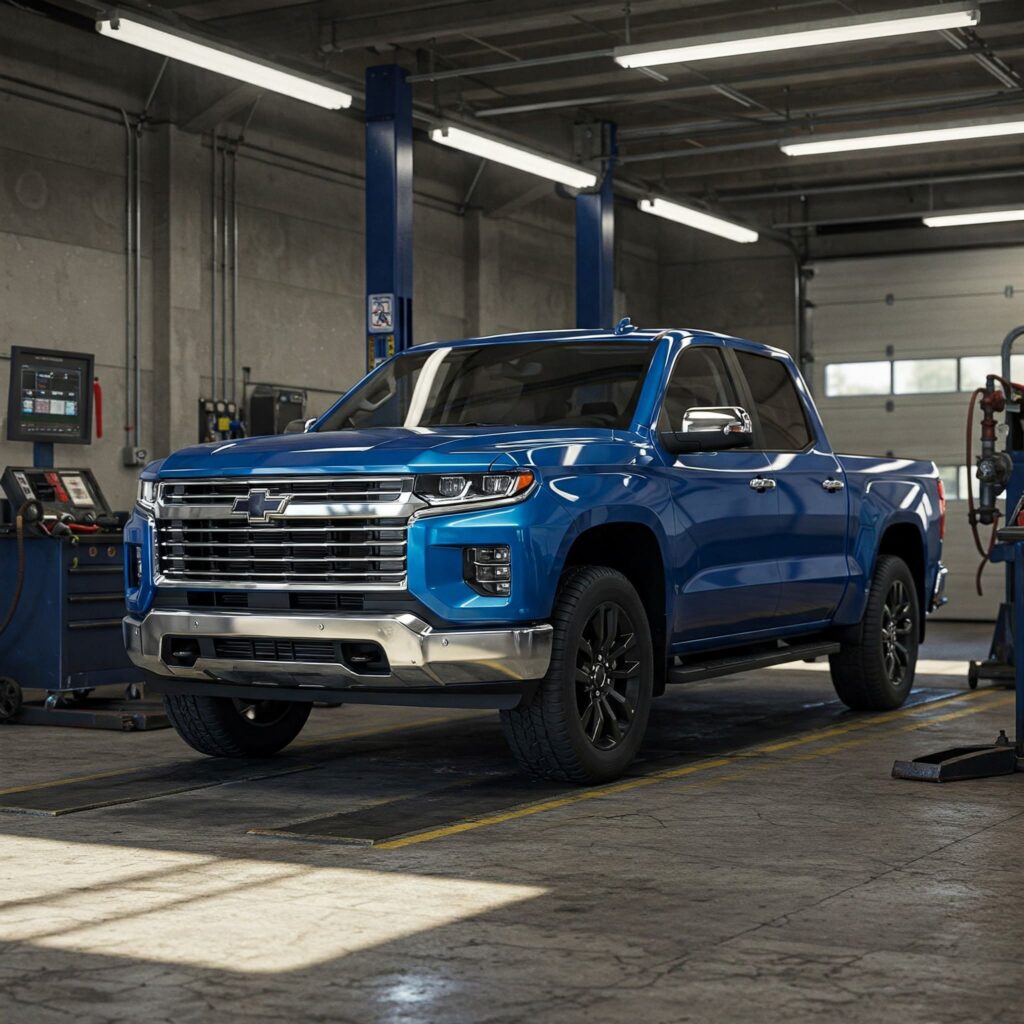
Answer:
[123,610,553,689]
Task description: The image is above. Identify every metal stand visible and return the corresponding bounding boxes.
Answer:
[893,538,1024,782]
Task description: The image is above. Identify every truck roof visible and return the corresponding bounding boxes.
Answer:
[412,325,787,358]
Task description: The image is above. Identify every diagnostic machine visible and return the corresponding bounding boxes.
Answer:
[0,345,148,727]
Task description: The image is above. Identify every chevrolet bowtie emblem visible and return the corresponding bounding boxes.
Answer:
[232,488,290,523]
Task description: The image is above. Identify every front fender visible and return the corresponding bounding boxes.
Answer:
[546,470,675,617]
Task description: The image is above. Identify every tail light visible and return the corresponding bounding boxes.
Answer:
[937,478,946,540]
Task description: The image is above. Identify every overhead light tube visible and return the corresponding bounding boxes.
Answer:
[924,209,1024,227]
[613,3,978,68]
[96,14,353,110]
[781,119,1024,156]
[429,125,597,189]
[637,197,759,244]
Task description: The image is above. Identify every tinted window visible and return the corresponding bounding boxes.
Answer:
[319,341,655,431]
[659,346,737,432]
[735,350,812,451]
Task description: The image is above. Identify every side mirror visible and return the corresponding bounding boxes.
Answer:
[283,417,317,435]
[303,417,317,433]
[660,406,754,454]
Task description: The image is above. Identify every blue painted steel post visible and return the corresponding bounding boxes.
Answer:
[575,124,617,330]
[365,65,413,371]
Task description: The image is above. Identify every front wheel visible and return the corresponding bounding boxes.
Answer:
[829,554,920,710]
[500,566,654,784]
[163,693,311,757]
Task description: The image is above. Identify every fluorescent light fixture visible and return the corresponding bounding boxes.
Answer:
[429,125,597,189]
[924,208,1024,227]
[781,119,1024,156]
[95,14,352,110]
[637,197,758,244]
[613,2,978,67]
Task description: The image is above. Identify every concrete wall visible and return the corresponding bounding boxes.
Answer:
[0,6,665,511]
[657,227,798,355]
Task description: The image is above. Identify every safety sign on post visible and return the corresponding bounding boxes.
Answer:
[368,293,395,334]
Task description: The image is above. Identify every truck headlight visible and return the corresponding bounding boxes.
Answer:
[415,471,534,507]
[137,479,158,510]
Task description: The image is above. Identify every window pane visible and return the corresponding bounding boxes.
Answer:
[959,355,1001,390]
[893,359,957,395]
[735,350,812,451]
[824,361,890,397]
[937,465,960,500]
[659,346,737,432]
[960,354,1024,390]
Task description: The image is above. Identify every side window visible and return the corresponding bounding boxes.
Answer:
[659,346,737,432]
[734,351,812,451]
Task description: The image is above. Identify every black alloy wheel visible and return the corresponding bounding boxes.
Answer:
[576,601,641,751]
[880,579,914,688]
[500,565,654,784]
[829,554,919,711]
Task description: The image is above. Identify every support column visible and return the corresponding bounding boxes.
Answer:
[365,65,413,369]
[575,123,616,330]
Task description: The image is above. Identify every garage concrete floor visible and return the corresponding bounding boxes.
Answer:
[1,620,1021,1024]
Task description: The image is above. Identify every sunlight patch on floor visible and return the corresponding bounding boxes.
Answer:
[0,835,545,974]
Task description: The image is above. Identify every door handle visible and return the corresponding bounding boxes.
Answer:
[749,477,777,492]
[822,478,845,493]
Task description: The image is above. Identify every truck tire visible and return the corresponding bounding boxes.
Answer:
[500,566,654,784]
[829,554,919,711]
[163,694,311,758]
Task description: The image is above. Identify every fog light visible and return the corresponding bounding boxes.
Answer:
[128,545,143,588]
[464,545,512,597]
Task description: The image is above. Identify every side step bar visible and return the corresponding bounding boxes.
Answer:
[668,640,840,685]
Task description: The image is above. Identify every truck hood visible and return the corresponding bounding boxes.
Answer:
[155,425,645,478]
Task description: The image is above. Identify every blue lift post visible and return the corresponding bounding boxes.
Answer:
[365,65,413,371]
[575,124,617,331]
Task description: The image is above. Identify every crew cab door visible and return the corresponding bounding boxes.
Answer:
[659,345,781,643]
[730,348,850,625]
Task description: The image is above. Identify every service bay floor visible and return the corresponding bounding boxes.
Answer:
[2,620,1021,1024]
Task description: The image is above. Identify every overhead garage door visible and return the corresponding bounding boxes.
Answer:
[807,247,1024,621]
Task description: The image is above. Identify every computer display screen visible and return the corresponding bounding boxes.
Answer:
[6,346,94,445]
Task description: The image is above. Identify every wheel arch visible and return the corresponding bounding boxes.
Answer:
[876,520,927,641]
[558,518,669,695]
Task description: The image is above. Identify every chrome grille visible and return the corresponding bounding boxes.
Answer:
[155,517,409,588]
[159,476,409,507]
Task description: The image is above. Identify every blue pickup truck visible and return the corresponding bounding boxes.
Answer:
[123,323,947,784]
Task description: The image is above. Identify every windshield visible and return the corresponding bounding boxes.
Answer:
[318,341,656,431]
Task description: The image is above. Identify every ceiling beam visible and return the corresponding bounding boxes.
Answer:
[468,42,1024,117]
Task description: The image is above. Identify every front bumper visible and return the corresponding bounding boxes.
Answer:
[123,610,552,689]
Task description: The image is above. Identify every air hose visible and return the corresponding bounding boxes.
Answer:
[967,375,1023,596]
[0,500,43,638]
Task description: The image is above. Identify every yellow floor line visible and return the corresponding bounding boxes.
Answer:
[669,694,1015,796]
[375,690,1010,850]
[0,767,157,798]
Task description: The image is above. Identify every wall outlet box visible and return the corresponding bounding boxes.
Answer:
[122,445,148,467]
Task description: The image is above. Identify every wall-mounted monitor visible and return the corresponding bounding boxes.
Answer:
[6,346,94,445]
